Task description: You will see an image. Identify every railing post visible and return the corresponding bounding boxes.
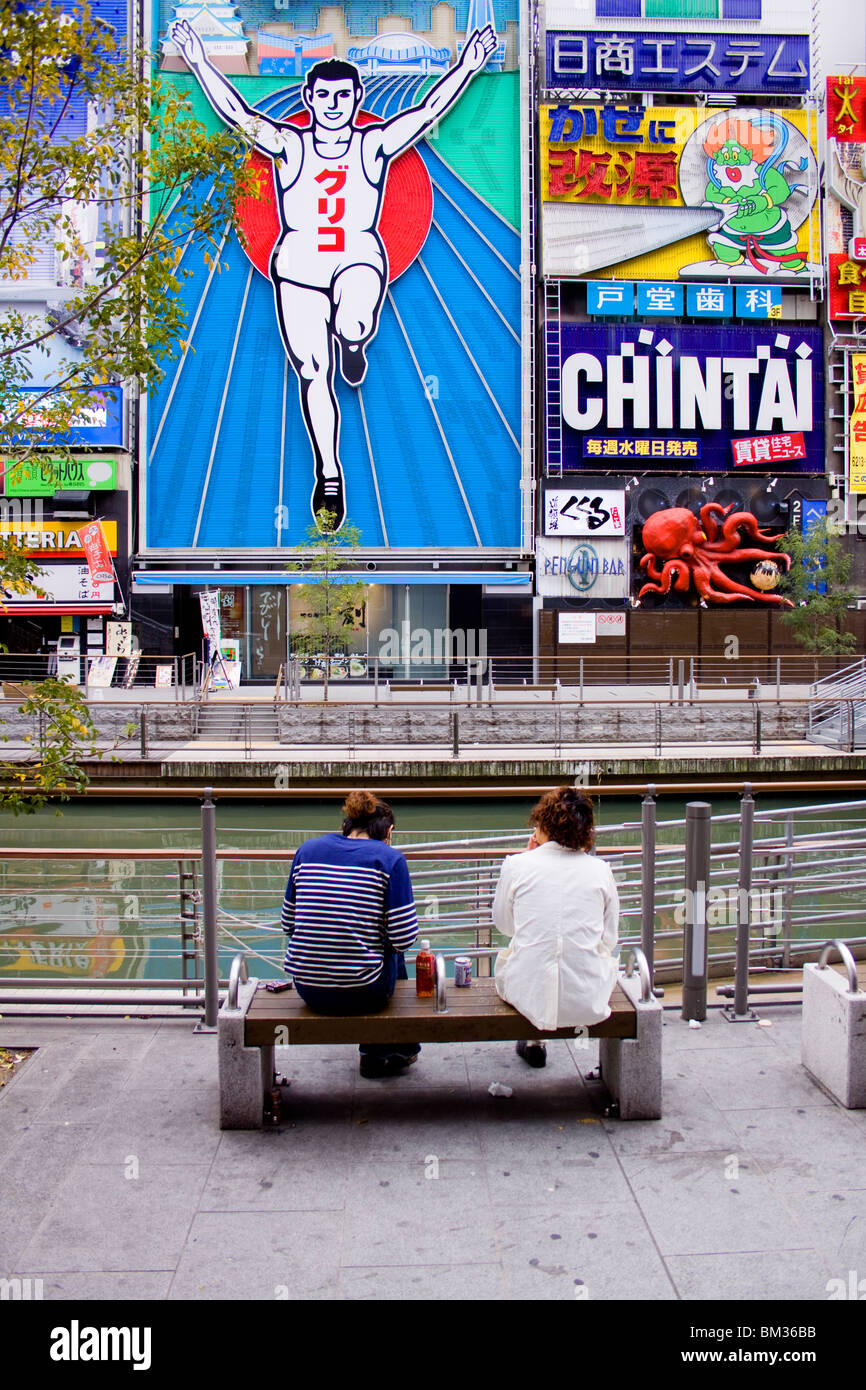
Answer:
[782,814,794,968]
[140,709,148,760]
[173,656,179,703]
[451,709,459,758]
[776,656,781,703]
[579,656,584,704]
[199,786,219,1031]
[753,704,762,756]
[681,801,711,1022]
[724,783,758,1022]
[678,659,685,704]
[641,783,656,982]
[373,655,379,705]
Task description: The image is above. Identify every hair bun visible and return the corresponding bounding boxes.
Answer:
[342,790,377,820]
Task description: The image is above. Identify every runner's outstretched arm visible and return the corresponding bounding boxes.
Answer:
[374,27,497,159]
[168,19,294,159]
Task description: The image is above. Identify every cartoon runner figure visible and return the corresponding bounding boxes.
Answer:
[169,20,497,530]
[701,113,808,275]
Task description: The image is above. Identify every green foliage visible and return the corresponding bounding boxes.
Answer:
[778,520,858,655]
[0,0,252,805]
[0,675,102,814]
[0,0,256,459]
[289,513,367,700]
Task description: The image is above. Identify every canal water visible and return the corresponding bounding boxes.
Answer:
[0,792,862,983]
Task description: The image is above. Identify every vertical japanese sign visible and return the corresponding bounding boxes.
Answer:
[850,355,866,496]
[79,521,115,586]
[198,590,222,657]
[827,78,866,143]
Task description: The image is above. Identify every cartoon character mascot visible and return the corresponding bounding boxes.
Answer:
[702,113,807,274]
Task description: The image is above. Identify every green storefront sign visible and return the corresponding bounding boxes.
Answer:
[4,456,117,496]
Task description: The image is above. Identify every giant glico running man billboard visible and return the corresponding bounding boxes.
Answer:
[145,1,522,551]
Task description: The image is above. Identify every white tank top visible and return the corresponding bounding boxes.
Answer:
[272,128,387,290]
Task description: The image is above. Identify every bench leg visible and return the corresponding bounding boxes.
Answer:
[598,978,662,1120]
[218,979,267,1130]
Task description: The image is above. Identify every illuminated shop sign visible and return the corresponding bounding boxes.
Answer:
[536,537,629,599]
[4,456,118,496]
[544,489,625,536]
[539,104,819,283]
[548,324,823,475]
[546,31,809,95]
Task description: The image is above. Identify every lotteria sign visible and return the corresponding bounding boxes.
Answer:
[551,325,823,474]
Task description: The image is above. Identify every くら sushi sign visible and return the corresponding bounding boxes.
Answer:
[552,325,823,475]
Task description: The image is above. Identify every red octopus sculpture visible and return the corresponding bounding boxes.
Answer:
[638,503,793,606]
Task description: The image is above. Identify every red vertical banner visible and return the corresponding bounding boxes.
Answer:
[79,521,114,585]
[827,78,866,142]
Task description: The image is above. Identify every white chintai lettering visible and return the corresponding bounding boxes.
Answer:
[562,353,603,429]
[606,354,650,429]
[679,357,723,430]
[795,358,813,429]
[755,359,799,432]
[722,357,761,429]
[655,355,674,430]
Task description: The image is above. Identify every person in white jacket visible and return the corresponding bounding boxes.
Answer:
[492,786,619,1068]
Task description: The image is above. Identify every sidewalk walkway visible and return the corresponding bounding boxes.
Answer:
[1,1004,863,1301]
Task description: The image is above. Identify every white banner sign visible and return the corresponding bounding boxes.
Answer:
[1,564,113,606]
[544,489,626,537]
[537,537,630,598]
[198,590,221,653]
[558,612,595,644]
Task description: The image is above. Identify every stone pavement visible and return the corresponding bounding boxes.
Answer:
[1,1004,864,1302]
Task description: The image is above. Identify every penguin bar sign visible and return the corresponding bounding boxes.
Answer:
[550,325,823,476]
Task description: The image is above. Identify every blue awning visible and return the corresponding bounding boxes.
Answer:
[133,572,531,587]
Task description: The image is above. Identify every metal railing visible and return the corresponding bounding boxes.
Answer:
[0,652,198,701]
[0,693,854,763]
[0,788,863,1019]
[808,658,866,750]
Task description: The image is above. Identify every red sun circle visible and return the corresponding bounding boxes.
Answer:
[235,110,433,284]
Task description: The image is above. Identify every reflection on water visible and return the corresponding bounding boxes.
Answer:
[0,794,863,983]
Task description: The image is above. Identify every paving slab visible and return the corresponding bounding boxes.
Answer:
[0,1006,862,1303]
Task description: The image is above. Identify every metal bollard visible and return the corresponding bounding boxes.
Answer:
[681,801,711,1022]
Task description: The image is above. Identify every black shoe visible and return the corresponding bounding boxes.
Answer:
[311,467,345,531]
[339,339,367,386]
[359,1053,418,1079]
[516,1040,547,1068]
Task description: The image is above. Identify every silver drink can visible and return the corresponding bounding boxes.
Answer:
[454,956,472,987]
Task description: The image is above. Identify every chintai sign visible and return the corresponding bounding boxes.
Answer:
[548,324,824,475]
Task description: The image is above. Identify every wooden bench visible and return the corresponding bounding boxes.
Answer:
[218,950,662,1127]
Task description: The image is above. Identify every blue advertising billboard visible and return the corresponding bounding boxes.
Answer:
[144,0,522,552]
[547,324,824,475]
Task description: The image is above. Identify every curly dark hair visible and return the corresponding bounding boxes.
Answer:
[341,789,395,841]
[529,786,595,852]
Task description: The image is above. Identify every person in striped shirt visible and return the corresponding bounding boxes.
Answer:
[282,789,420,1077]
